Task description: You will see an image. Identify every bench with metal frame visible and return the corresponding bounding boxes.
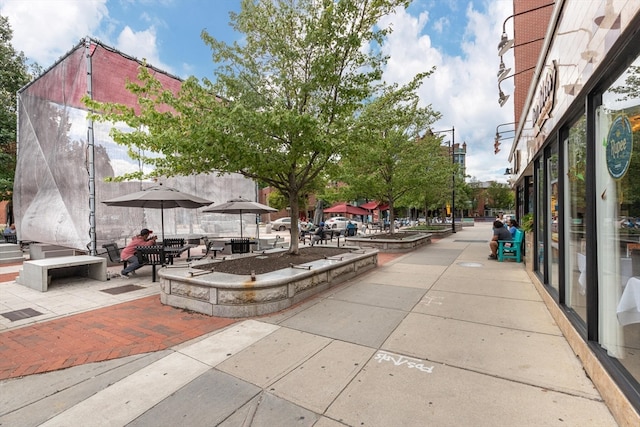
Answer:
[102,243,127,269]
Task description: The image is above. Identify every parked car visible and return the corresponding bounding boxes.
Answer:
[325,216,363,231]
[271,217,293,231]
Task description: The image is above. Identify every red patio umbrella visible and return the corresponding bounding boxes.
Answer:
[323,203,369,216]
[360,201,389,211]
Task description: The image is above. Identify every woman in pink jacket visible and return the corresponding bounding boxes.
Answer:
[120,228,157,277]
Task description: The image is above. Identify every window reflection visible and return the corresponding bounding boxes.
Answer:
[596,54,640,381]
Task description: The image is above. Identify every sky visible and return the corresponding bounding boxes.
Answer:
[0,0,517,183]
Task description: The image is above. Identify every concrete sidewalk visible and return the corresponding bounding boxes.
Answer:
[0,223,617,426]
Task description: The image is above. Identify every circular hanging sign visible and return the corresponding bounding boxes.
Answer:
[606,115,633,179]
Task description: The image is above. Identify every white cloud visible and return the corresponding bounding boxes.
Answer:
[1,0,174,74]
[379,1,514,182]
[1,0,517,182]
[116,26,173,73]
[0,0,109,66]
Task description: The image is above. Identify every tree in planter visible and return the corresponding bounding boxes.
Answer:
[335,76,444,234]
[85,0,413,254]
[486,182,515,213]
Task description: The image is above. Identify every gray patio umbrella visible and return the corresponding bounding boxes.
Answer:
[202,197,277,238]
[102,183,212,241]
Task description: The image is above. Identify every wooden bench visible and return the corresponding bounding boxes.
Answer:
[498,229,524,262]
[16,255,106,291]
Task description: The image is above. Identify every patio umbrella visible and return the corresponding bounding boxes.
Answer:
[360,201,390,211]
[102,183,212,241]
[202,197,277,238]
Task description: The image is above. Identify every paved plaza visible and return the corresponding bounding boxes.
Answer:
[0,223,618,426]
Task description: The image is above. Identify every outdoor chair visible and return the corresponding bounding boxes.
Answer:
[162,238,190,260]
[228,238,254,254]
[187,238,225,262]
[162,238,185,248]
[135,245,166,282]
[498,229,524,262]
[102,243,127,268]
[4,234,18,244]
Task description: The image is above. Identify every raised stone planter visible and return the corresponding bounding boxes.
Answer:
[158,247,378,318]
[344,232,432,252]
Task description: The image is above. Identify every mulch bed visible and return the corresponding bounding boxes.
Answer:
[361,232,422,240]
[195,247,350,275]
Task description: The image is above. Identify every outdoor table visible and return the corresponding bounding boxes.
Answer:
[162,244,197,264]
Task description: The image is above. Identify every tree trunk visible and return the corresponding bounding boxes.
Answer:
[288,191,300,254]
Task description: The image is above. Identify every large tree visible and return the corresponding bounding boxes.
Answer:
[486,181,515,211]
[86,0,411,253]
[337,75,445,233]
[0,15,35,202]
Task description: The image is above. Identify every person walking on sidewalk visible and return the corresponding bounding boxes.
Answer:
[489,220,511,260]
[120,228,157,277]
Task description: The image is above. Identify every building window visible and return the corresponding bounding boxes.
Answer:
[535,159,545,279]
[564,115,587,323]
[547,142,560,295]
[595,53,640,382]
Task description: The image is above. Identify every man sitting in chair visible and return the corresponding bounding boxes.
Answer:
[346,221,357,236]
[311,222,327,246]
[3,223,16,236]
[120,228,157,278]
[489,220,511,260]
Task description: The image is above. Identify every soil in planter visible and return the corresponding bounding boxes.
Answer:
[360,232,422,240]
[195,247,350,275]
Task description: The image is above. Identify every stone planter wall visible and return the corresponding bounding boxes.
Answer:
[344,232,432,252]
[158,248,378,318]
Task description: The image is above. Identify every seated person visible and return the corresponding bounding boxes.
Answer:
[299,221,314,241]
[507,218,520,239]
[346,221,357,236]
[311,222,327,246]
[489,220,511,260]
[120,228,158,278]
[3,223,16,236]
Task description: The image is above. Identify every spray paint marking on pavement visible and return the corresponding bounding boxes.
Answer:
[421,295,444,306]
[374,351,434,373]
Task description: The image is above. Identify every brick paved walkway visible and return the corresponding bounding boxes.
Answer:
[0,296,236,380]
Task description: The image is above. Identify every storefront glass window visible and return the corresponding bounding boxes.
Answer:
[564,116,587,322]
[547,143,560,294]
[536,160,545,278]
[596,54,640,382]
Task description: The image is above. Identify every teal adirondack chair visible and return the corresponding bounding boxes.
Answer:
[498,229,524,262]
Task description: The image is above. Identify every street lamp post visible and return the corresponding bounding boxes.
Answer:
[432,127,456,233]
